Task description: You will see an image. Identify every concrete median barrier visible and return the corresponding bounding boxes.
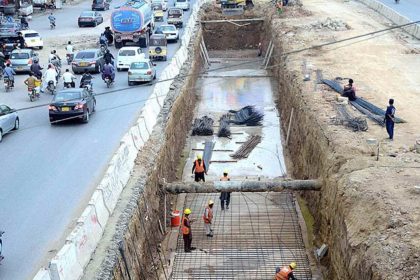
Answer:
[137,117,150,142]
[33,269,52,280]
[89,190,110,226]
[98,164,124,213]
[129,125,143,150]
[49,243,83,280]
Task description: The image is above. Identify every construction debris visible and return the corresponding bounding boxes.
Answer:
[331,104,368,131]
[191,116,214,136]
[230,135,262,159]
[229,106,264,126]
[217,114,231,137]
[310,17,350,31]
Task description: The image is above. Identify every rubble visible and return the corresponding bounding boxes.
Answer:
[309,17,350,31]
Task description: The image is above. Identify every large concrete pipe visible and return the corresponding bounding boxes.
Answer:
[164,179,321,194]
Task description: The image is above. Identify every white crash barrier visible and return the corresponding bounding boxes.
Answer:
[142,105,158,132]
[98,163,124,213]
[33,269,52,280]
[66,205,103,270]
[89,190,110,226]
[137,117,150,142]
[129,125,144,150]
[49,243,83,280]
[120,134,137,163]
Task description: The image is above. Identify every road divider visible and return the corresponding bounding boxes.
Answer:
[34,0,206,278]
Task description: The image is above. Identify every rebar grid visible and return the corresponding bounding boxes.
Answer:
[171,192,312,279]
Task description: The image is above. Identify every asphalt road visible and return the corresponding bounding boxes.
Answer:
[376,0,420,21]
[0,0,193,279]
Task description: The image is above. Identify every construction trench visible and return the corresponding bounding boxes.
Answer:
[82,2,420,280]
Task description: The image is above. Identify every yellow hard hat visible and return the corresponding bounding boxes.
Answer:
[208,199,214,205]
[223,169,228,174]
[197,154,202,160]
[289,262,297,269]
[184,208,191,215]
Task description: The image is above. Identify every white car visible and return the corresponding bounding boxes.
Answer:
[20,30,43,49]
[0,104,19,142]
[175,0,190,11]
[156,24,179,42]
[116,47,146,71]
[152,0,167,11]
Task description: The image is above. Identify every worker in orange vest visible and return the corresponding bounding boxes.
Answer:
[203,199,214,237]
[181,208,196,253]
[275,262,297,280]
[219,170,231,210]
[192,154,207,182]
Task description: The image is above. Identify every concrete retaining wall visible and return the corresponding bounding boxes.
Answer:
[357,0,420,39]
[32,0,207,279]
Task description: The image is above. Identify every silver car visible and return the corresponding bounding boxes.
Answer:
[127,59,156,85]
[71,49,104,74]
[0,104,19,142]
[10,49,38,73]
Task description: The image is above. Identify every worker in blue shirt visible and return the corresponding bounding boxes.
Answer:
[384,99,396,140]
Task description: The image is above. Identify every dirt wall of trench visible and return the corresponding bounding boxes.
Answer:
[92,29,204,280]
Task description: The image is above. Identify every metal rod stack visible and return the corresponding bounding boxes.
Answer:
[230,135,262,159]
[217,114,231,138]
[191,116,214,136]
[229,106,264,126]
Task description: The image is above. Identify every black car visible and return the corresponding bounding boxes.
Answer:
[78,11,104,27]
[92,0,110,11]
[0,22,21,39]
[48,88,96,124]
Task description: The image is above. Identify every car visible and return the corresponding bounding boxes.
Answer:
[19,30,43,49]
[48,88,96,124]
[10,48,38,73]
[167,8,183,28]
[92,0,110,10]
[78,11,103,27]
[71,49,104,74]
[0,22,21,39]
[154,24,179,42]
[116,46,145,71]
[175,0,190,11]
[0,104,19,142]
[152,0,167,11]
[127,59,156,85]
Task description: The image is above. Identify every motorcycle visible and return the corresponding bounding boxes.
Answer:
[0,231,4,264]
[4,76,12,91]
[81,80,93,92]
[66,53,74,65]
[64,79,75,89]
[104,75,113,88]
[28,86,40,102]
[46,80,56,95]
[50,20,56,30]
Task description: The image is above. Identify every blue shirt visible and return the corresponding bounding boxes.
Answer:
[4,67,15,78]
[385,105,395,121]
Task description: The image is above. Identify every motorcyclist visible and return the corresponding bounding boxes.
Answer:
[24,72,37,92]
[17,32,25,49]
[20,16,29,29]
[99,33,108,46]
[65,41,74,63]
[102,61,115,83]
[42,64,57,92]
[3,63,15,87]
[30,58,43,79]
[62,69,75,88]
[48,13,56,28]
[80,69,93,89]
[104,26,113,45]
[103,49,114,65]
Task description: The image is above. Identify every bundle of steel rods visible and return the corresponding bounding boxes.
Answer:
[230,135,262,159]
[217,114,231,138]
[229,106,264,126]
[191,116,214,136]
[332,104,368,131]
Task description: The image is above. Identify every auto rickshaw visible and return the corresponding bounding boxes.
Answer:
[152,3,164,22]
[149,34,167,61]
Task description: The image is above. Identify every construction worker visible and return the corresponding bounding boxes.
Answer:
[219,170,231,210]
[192,154,207,182]
[181,208,196,253]
[203,200,214,237]
[275,262,297,280]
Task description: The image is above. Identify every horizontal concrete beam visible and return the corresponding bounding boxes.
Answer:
[201,18,265,23]
[164,179,321,194]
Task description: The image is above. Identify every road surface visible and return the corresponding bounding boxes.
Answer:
[0,0,194,279]
[376,0,420,21]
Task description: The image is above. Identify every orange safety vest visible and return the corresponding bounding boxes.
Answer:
[203,206,213,224]
[220,176,230,181]
[275,266,292,280]
[195,160,205,173]
[181,216,190,235]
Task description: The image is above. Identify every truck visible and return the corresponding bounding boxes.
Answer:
[167,7,183,28]
[111,0,154,49]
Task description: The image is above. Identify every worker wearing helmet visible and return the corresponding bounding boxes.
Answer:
[203,200,214,237]
[192,154,207,182]
[219,170,231,210]
[275,262,297,280]
[181,208,196,253]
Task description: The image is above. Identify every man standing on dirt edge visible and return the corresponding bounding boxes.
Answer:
[384,99,396,140]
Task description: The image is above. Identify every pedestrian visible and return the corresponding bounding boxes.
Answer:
[181,208,196,253]
[203,200,214,237]
[275,262,297,280]
[342,78,357,101]
[384,98,396,140]
[192,154,207,182]
[219,170,231,210]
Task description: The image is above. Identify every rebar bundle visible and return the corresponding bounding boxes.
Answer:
[217,114,231,138]
[331,104,368,131]
[191,116,214,136]
[229,106,264,126]
[230,135,262,159]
